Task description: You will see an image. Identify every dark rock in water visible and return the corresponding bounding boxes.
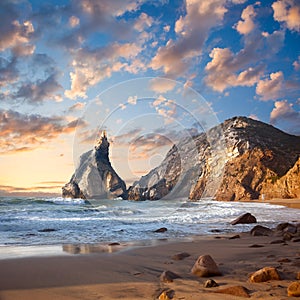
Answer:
[62,131,127,199]
[160,270,181,283]
[38,228,56,232]
[231,213,257,225]
[154,227,168,233]
[250,225,273,236]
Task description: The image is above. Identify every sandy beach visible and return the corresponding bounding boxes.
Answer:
[0,224,300,300]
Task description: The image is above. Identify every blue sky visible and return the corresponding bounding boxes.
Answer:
[0,0,299,195]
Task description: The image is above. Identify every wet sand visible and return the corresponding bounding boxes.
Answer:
[0,230,300,300]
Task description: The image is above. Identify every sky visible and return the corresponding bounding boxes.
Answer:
[0,0,299,196]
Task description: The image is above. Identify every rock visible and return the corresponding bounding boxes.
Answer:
[250,225,273,236]
[38,228,56,232]
[204,279,219,288]
[191,254,222,277]
[215,286,250,298]
[249,244,265,248]
[160,270,181,283]
[171,252,190,260]
[108,242,120,246]
[292,238,300,242]
[127,116,300,201]
[62,131,127,199]
[229,234,240,239]
[231,213,257,225]
[249,267,281,283]
[287,282,300,297]
[158,289,175,300]
[154,227,168,233]
[297,272,300,280]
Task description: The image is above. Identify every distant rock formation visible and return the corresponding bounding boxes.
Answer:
[128,116,300,201]
[62,131,127,199]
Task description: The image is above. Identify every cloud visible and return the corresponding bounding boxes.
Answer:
[0,57,18,87]
[65,43,142,99]
[134,12,153,32]
[256,71,284,101]
[150,0,228,77]
[234,4,257,35]
[127,95,137,105]
[69,15,80,28]
[68,102,86,112]
[149,78,176,93]
[293,55,300,70]
[0,110,85,154]
[205,47,264,92]
[0,1,35,56]
[272,0,300,32]
[270,100,300,133]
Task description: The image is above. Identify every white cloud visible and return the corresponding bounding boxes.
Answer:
[293,56,300,71]
[234,4,257,35]
[270,100,300,127]
[272,0,300,32]
[205,47,264,92]
[256,71,284,101]
[150,0,228,77]
[127,95,137,105]
[149,78,176,93]
[134,13,153,32]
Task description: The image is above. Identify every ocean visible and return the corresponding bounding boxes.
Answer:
[1,196,300,252]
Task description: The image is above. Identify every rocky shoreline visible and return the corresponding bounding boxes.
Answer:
[1,215,300,299]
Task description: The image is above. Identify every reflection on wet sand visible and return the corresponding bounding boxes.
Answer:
[62,243,125,254]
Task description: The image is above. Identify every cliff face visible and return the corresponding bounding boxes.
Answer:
[128,117,300,201]
[62,133,127,199]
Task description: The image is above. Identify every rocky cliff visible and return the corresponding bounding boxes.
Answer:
[128,117,300,201]
[62,132,127,199]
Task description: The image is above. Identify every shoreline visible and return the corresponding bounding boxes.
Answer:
[0,230,300,299]
[238,198,300,209]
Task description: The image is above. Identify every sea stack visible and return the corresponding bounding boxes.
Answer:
[62,131,127,199]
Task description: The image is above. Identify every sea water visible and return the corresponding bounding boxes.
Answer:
[0,196,299,249]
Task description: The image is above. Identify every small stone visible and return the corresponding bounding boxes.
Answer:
[249,244,265,248]
[229,234,240,239]
[231,213,257,225]
[296,272,300,280]
[191,254,222,277]
[292,238,300,242]
[158,289,175,300]
[108,242,120,246]
[249,267,281,283]
[171,252,190,260]
[287,281,300,297]
[215,286,250,298]
[160,270,181,283]
[250,225,273,236]
[276,222,290,231]
[154,227,168,233]
[283,232,293,241]
[204,279,219,288]
[38,228,56,232]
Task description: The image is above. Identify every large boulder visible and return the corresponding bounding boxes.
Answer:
[191,254,222,277]
[249,267,281,283]
[231,213,257,225]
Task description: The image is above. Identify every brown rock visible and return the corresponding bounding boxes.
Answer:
[215,286,250,298]
[191,254,222,277]
[249,267,281,283]
[204,279,219,288]
[231,213,257,225]
[276,222,290,231]
[270,239,285,244]
[171,252,190,260]
[250,225,273,236]
[277,258,291,263]
[296,272,300,280]
[229,234,241,239]
[287,281,300,297]
[160,270,181,283]
[154,227,168,233]
[249,244,264,248]
[158,289,175,300]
